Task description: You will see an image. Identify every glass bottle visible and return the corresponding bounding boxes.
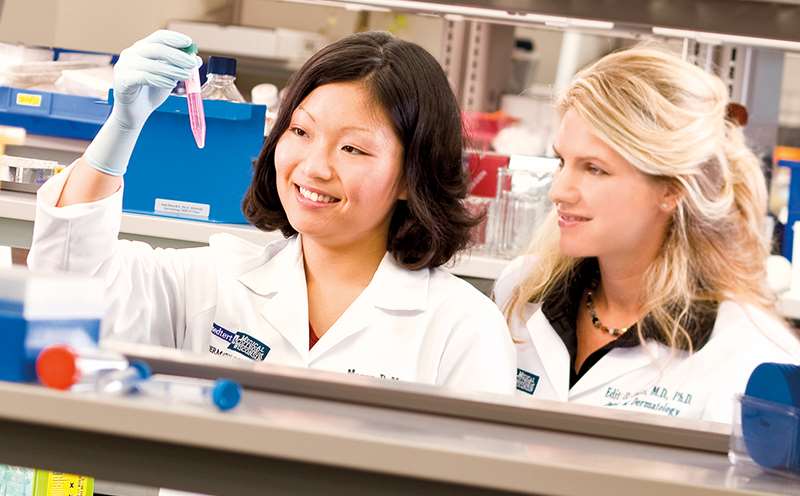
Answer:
[200,56,245,103]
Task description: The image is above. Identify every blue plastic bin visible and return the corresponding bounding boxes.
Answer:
[122,94,266,224]
[0,86,110,140]
[780,160,800,260]
[0,47,115,140]
[0,309,100,383]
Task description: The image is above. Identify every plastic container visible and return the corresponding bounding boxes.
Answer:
[0,267,103,383]
[251,83,279,135]
[201,56,245,103]
[120,93,266,224]
[0,85,110,140]
[729,394,800,479]
[729,362,800,479]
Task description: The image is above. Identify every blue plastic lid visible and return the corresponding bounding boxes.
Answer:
[207,56,237,77]
[212,379,242,411]
[742,363,800,472]
[130,360,152,380]
[745,362,800,407]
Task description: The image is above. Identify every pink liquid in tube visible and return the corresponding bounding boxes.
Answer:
[185,68,206,149]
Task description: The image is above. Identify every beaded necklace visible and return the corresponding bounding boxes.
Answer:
[584,280,636,337]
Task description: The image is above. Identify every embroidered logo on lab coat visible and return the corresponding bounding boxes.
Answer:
[516,369,539,395]
[211,322,270,361]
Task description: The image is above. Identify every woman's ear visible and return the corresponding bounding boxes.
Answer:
[658,182,682,213]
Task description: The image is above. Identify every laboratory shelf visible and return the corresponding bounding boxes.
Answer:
[0,189,510,279]
[0,350,798,496]
[320,0,800,46]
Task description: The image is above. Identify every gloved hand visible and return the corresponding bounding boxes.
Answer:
[84,30,201,176]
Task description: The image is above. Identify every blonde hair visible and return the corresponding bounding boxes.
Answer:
[505,46,774,351]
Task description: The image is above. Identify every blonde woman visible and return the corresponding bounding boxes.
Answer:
[494,47,800,423]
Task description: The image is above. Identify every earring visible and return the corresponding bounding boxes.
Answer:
[661,203,669,210]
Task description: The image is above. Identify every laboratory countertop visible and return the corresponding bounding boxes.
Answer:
[0,188,509,279]
[0,378,798,496]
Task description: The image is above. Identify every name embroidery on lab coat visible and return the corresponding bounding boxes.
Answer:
[603,386,694,417]
[211,322,270,361]
[516,369,540,395]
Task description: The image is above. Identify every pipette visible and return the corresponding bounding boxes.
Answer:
[35,344,151,393]
[134,374,242,411]
[181,43,205,149]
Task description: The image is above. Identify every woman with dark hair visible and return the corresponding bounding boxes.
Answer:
[28,30,516,395]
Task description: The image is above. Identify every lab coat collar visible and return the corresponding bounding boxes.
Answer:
[525,308,672,400]
[568,340,671,399]
[237,236,430,361]
[238,236,310,360]
[367,252,429,312]
[525,309,571,402]
[237,236,303,297]
[239,236,430,310]
[307,253,429,360]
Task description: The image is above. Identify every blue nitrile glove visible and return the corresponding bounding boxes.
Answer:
[84,30,201,176]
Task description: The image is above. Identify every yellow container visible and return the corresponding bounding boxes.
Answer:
[32,470,93,496]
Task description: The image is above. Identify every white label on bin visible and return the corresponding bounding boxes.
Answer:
[154,198,210,220]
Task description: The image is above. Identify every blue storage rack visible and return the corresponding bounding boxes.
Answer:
[122,94,266,224]
[781,159,800,261]
[0,47,115,140]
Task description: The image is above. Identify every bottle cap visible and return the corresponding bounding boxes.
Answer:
[180,43,199,56]
[36,345,78,390]
[207,56,237,77]
[212,379,242,411]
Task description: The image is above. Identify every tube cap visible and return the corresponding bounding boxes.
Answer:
[207,56,237,77]
[212,379,242,411]
[180,43,198,56]
[36,345,78,390]
[130,360,152,380]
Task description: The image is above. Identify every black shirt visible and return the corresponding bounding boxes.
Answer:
[539,258,719,388]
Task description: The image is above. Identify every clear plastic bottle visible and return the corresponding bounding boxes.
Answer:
[200,56,245,103]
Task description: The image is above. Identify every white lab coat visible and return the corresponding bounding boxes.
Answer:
[27,165,517,395]
[495,256,800,423]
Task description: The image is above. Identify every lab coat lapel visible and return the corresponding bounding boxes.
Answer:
[569,341,668,399]
[527,309,570,401]
[309,253,429,362]
[308,292,374,362]
[238,236,309,361]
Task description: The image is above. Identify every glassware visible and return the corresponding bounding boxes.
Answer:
[492,164,555,259]
[200,56,245,103]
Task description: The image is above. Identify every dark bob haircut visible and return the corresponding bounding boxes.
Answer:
[242,31,478,270]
